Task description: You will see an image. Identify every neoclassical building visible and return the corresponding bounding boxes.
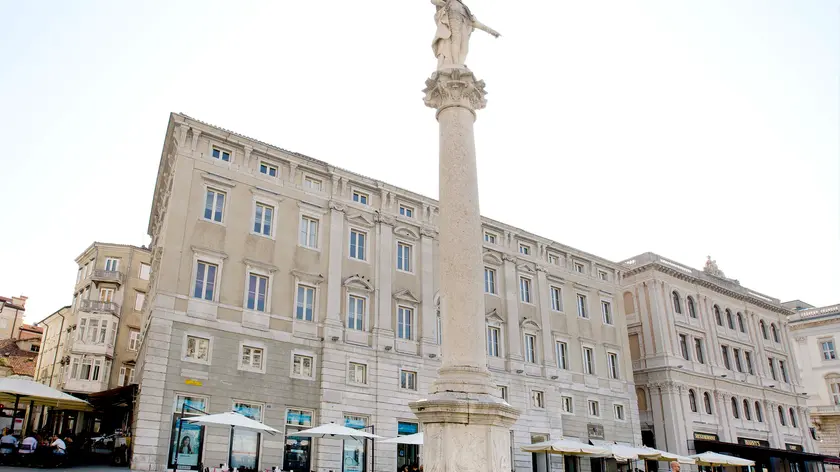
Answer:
[130,113,642,472]
[622,253,818,470]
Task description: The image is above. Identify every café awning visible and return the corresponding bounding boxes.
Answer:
[0,377,91,411]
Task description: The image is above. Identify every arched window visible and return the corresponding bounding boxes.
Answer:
[760,320,768,339]
[726,309,735,329]
[636,387,648,411]
[704,392,713,414]
[755,401,763,422]
[731,397,740,418]
[778,406,786,426]
[737,312,745,333]
[672,291,682,314]
[714,305,723,326]
[771,324,780,343]
[689,390,698,412]
[743,400,752,420]
[687,297,697,319]
[789,408,797,427]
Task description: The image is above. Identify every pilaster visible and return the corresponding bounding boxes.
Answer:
[535,266,556,375]
[325,202,346,339]
[420,228,438,356]
[375,214,395,340]
[502,255,524,370]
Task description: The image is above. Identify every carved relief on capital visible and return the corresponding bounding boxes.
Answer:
[501,254,517,263]
[420,227,438,239]
[174,123,189,149]
[423,68,487,114]
[190,128,202,151]
[375,213,396,226]
[329,201,347,213]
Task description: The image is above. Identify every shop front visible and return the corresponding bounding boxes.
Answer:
[396,422,419,471]
[283,409,313,472]
[692,437,834,472]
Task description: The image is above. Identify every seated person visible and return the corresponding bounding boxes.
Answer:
[19,434,37,454]
[50,435,66,455]
[0,429,18,454]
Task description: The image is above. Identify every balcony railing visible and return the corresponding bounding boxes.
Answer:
[80,299,120,316]
[813,404,840,416]
[92,269,124,285]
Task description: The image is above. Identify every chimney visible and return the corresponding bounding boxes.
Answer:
[11,296,27,308]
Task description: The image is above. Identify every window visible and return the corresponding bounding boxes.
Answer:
[822,340,837,360]
[105,257,119,272]
[745,351,754,374]
[100,288,114,302]
[484,232,497,244]
[193,261,219,301]
[577,294,588,318]
[299,215,319,249]
[139,263,151,280]
[779,360,789,383]
[714,305,723,326]
[398,306,414,339]
[520,277,532,303]
[733,348,743,372]
[352,190,368,205]
[498,385,508,400]
[347,295,365,331]
[532,390,545,408]
[293,354,314,379]
[771,324,780,343]
[78,318,87,341]
[211,146,231,162]
[253,202,274,236]
[549,254,560,265]
[743,400,752,421]
[588,400,600,417]
[687,296,697,318]
[399,204,414,218]
[519,244,531,256]
[134,292,145,311]
[679,334,690,360]
[241,345,264,371]
[737,313,745,333]
[731,397,739,419]
[831,382,840,405]
[400,370,417,390]
[259,161,278,177]
[755,401,763,422]
[185,335,210,362]
[601,301,613,325]
[694,338,705,364]
[721,346,731,370]
[397,242,412,272]
[789,408,797,427]
[87,319,100,343]
[349,362,367,384]
[598,270,608,281]
[778,406,786,426]
[672,291,682,314]
[204,188,226,223]
[704,392,713,414]
[760,320,768,339]
[614,404,625,420]
[296,284,316,321]
[524,334,537,363]
[349,229,367,260]
[726,309,735,329]
[689,390,698,412]
[607,352,619,379]
[80,358,92,380]
[128,330,140,351]
[574,262,585,273]
[484,268,497,294]
[546,286,562,311]
[303,176,322,191]
[583,347,594,375]
[562,396,574,413]
[247,273,269,312]
[487,326,501,357]
[768,358,777,380]
[556,341,568,370]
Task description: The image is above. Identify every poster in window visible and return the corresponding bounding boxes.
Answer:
[168,415,204,470]
[343,417,367,472]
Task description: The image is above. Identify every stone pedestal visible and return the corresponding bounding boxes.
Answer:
[410,67,521,472]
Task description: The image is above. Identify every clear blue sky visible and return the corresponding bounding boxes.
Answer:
[1,1,838,322]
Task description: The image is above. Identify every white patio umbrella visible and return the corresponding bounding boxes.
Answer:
[604,444,662,461]
[521,438,610,456]
[380,432,424,445]
[292,422,382,439]
[184,411,280,434]
[689,452,754,466]
[642,447,696,464]
[0,377,91,410]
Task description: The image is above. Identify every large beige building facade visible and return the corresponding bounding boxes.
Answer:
[0,295,28,340]
[131,113,642,472]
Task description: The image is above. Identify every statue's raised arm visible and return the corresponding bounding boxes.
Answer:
[431,0,500,70]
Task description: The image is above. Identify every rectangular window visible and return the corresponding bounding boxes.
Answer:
[484,232,497,244]
[99,288,114,302]
[550,286,563,311]
[117,366,126,386]
[574,262,585,273]
[832,382,840,405]
[562,396,574,413]
[128,329,141,351]
[588,400,600,417]
[92,359,102,381]
[349,362,367,384]
[211,146,231,162]
[694,338,705,364]
[602,301,613,325]
[524,334,537,363]
[598,270,609,281]
[487,326,501,357]
[303,176,322,191]
[348,295,365,331]
[204,188,226,223]
[87,319,99,343]
[607,352,620,379]
[548,254,559,265]
[721,345,731,370]
[768,357,777,380]
[556,341,568,369]
[519,244,531,256]
[127,367,135,384]
[400,370,417,390]
[679,334,690,360]
[78,318,87,342]
[299,216,319,249]
[614,404,625,420]
[398,306,413,340]
[259,162,278,177]
[80,358,92,380]
[399,204,414,218]
[822,340,837,360]
[733,348,743,372]
[253,202,274,236]
[194,261,218,301]
[134,292,146,311]
[139,263,151,280]
[583,347,595,374]
[247,273,269,312]
[577,294,588,318]
[349,229,367,261]
[397,242,412,272]
[484,268,497,294]
[532,390,545,409]
[779,360,789,383]
[99,321,107,343]
[293,354,314,378]
[352,190,369,205]
[498,385,508,401]
[105,257,119,272]
[520,277,532,303]
[745,351,754,374]
[241,346,264,370]
[296,284,315,321]
[185,335,210,362]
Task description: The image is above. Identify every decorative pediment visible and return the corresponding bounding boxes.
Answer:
[520,317,541,330]
[547,274,566,284]
[394,225,420,241]
[346,212,375,228]
[291,269,325,285]
[201,172,236,189]
[394,289,421,304]
[574,282,592,292]
[485,309,505,325]
[343,274,374,292]
[244,258,278,273]
[482,251,503,265]
[517,262,536,274]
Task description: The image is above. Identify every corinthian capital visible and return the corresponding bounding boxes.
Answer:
[423,68,487,116]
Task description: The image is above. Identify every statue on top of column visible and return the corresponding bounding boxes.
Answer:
[431,0,500,70]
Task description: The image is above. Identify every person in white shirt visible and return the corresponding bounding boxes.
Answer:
[19,435,37,454]
[50,435,66,455]
[0,430,18,454]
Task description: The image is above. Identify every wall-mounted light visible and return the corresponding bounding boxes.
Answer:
[516,369,524,374]
[550,375,559,380]
[384,346,393,351]
[428,354,437,359]
[331,336,339,342]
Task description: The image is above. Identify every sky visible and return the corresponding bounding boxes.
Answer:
[1,1,838,323]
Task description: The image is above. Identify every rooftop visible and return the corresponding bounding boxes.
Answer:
[0,338,39,377]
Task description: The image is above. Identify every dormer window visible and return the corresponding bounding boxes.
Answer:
[211,146,231,162]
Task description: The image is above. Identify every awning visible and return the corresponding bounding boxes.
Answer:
[694,439,836,465]
[0,377,91,411]
[292,422,382,439]
[690,452,754,466]
[380,432,424,445]
[522,438,610,456]
[185,411,280,434]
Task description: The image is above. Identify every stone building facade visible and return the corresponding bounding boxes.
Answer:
[33,306,72,388]
[131,113,642,472]
[788,302,840,458]
[0,295,27,340]
[621,253,815,468]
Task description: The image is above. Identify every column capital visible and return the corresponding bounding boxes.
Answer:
[423,68,487,117]
[329,201,347,213]
[420,227,438,238]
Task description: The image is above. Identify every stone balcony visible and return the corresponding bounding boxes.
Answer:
[813,404,840,416]
[91,269,124,285]
[80,299,120,316]
[70,338,116,358]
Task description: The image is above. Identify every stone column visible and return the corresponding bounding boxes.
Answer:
[410,67,519,472]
